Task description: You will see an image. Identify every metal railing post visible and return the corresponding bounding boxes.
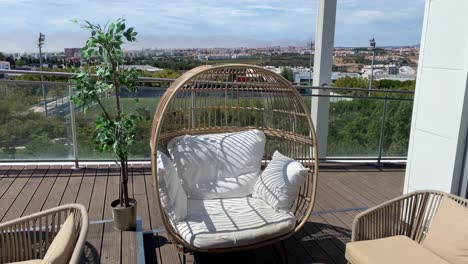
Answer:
[377,93,388,166]
[68,80,80,169]
[191,91,195,128]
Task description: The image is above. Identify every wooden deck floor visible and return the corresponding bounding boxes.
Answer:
[0,163,405,264]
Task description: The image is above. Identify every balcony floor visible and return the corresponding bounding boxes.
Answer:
[0,163,405,264]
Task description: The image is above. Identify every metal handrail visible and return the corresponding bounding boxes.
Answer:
[0,69,174,82]
[0,69,415,94]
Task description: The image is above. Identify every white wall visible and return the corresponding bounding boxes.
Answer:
[405,0,468,195]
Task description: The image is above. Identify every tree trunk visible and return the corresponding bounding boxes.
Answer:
[120,157,130,207]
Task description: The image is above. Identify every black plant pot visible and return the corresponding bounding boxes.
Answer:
[111,198,137,231]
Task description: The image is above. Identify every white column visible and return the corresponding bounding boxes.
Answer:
[405,0,468,196]
[311,0,337,159]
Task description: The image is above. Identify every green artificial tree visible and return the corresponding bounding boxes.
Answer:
[71,18,140,209]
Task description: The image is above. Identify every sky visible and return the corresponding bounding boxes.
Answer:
[0,0,426,53]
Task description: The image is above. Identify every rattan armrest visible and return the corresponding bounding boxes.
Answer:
[0,204,88,264]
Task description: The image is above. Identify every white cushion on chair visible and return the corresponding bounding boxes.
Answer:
[157,151,187,223]
[422,196,468,264]
[175,197,295,249]
[168,129,266,199]
[346,235,448,264]
[253,151,308,212]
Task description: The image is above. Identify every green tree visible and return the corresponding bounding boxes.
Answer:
[0,52,5,61]
[280,67,294,82]
[71,18,140,209]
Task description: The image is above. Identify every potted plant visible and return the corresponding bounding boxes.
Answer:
[71,18,140,230]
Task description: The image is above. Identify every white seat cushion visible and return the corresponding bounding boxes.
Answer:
[157,151,187,223]
[168,129,266,199]
[346,235,449,264]
[175,197,295,249]
[253,151,308,212]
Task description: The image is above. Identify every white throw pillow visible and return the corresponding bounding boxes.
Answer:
[168,129,266,199]
[253,151,308,212]
[157,151,187,223]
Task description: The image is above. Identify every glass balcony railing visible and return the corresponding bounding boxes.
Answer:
[0,79,74,160]
[0,69,414,164]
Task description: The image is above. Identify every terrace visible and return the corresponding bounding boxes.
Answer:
[0,68,410,263]
[1,0,467,263]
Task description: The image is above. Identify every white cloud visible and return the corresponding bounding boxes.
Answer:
[0,0,424,52]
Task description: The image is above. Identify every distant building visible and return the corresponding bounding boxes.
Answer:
[124,65,163,73]
[294,70,360,84]
[0,61,11,70]
[64,48,81,60]
[388,65,399,75]
[399,66,416,75]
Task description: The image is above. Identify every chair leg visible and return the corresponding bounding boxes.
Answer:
[177,246,187,264]
[178,251,187,264]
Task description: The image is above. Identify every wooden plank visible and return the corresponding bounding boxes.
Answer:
[88,165,108,220]
[0,166,23,200]
[319,173,375,208]
[0,166,24,221]
[83,165,108,264]
[315,182,357,225]
[0,199,15,221]
[75,167,97,210]
[0,165,35,199]
[121,164,137,264]
[347,169,403,199]
[42,166,72,210]
[0,165,38,221]
[133,164,151,231]
[284,235,318,263]
[332,172,388,207]
[121,231,137,264]
[0,166,12,179]
[22,165,61,216]
[156,232,181,264]
[100,164,122,264]
[292,228,336,264]
[82,223,105,264]
[60,166,85,205]
[1,165,46,222]
[144,164,164,230]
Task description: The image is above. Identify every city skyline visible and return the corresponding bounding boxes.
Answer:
[1,0,425,53]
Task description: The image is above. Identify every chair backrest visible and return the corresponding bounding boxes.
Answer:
[0,203,88,263]
[410,191,468,244]
[150,64,319,251]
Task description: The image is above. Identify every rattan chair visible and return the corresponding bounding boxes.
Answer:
[351,190,468,243]
[150,64,318,252]
[0,204,88,264]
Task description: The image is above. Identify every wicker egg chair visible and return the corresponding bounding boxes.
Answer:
[150,64,318,253]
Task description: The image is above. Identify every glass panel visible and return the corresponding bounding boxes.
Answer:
[327,96,384,157]
[0,81,73,160]
[76,85,164,160]
[381,99,413,157]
